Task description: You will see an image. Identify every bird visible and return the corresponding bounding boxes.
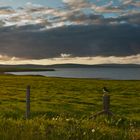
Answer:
[102,87,109,93]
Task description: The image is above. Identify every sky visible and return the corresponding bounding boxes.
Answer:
[0,0,140,65]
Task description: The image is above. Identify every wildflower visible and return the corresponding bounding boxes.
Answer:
[83,132,86,135]
[130,122,133,126]
[91,129,95,133]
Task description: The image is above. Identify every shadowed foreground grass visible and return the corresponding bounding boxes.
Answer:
[0,74,139,139]
[0,116,139,140]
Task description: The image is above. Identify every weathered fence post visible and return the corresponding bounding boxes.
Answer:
[26,85,30,119]
[103,92,110,113]
[91,87,114,119]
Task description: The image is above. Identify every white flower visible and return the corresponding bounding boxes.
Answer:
[83,132,86,135]
[66,119,70,121]
[91,129,95,133]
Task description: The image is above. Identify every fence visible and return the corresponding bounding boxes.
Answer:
[25,86,113,119]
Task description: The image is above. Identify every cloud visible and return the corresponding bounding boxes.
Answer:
[1,55,140,65]
[0,0,140,29]
[117,12,140,25]
[91,1,123,13]
[63,0,85,3]
[132,1,140,7]
[0,24,140,60]
[62,0,88,7]
[122,0,140,7]
[0,6,14,13]
[61,53,71,58]
[0,54,19,61]
[0,1,140,65]
[122,0,133,5]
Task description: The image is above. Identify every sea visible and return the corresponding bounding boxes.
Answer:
[7,67,140,80]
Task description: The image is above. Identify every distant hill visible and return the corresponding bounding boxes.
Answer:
[0,63,140,69]
[46,63,140,68]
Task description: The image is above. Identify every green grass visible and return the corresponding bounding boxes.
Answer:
[0,74,139,139]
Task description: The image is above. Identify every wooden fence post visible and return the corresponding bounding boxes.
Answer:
[103,93,110,112]
[26,85,30,119]
[91,88,114,119]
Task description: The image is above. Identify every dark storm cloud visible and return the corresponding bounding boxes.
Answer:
[0,24,140,59]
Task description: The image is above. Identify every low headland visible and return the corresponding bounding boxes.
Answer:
[0,64,55,74]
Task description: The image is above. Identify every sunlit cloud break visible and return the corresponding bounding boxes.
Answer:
[0,54,140,65]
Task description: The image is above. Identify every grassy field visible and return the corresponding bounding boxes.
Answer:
[0,74,139,140]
